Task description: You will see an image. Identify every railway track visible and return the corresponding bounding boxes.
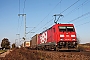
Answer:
[30,49,90,60]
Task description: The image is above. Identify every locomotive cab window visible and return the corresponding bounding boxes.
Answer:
[67,26,74,32]
[59,26,74,32]
[59,26,66,32]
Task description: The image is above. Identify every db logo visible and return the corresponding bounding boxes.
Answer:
[40,32,47,43]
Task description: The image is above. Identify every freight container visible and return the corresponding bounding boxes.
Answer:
[31,34,39,49]
[24,41,30,48]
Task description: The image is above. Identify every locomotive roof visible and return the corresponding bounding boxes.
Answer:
[56,23,74,26]
[40,23,74,34]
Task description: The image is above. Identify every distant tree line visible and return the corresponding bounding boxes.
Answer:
[1,38,17,50]
[1,38,10,49]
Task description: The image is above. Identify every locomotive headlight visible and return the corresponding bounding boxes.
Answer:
[60,35,64,37]
[71,35,75,37]
[60,39,63,40]
[73,42,76,45]
[60,38,64,41]
[72,39,75,40]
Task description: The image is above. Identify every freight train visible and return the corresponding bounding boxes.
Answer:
[30,23,78,51]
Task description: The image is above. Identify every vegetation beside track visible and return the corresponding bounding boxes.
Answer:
[78,43,90,51]
[0,50,7,54]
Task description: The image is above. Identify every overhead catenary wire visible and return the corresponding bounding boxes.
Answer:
[17,17,20,34]
[17,0,20,34]
[29,0,63,32]
[62,0,80,13]
[19,16,24,33]
[68,12,90,23]
[19,0,26,33]
[17,0,27,38]
[42,0,80,25]
[16,0,21,46]
[76,21,90,27]
[19,0,20,14]
[36,0,62,26]
[35,18,54,32]
[57,0,80,21]
[31,0,90,38]
[36,0,80,30]
[74,15,90,24]
[23,0,26,14]
[31,18,54,36]
[39,23,54,34]
[19,0,26,29]
[75,12,90,27]
[31,0,80,36]
[62,0,89,19]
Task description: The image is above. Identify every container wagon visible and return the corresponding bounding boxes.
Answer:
[23,41,30,48]
[30,34,39,49]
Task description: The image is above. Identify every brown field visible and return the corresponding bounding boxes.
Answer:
[0,47,90,60]
[78,43,90,51]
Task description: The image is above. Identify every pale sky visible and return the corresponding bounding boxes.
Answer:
[0,0,90,45]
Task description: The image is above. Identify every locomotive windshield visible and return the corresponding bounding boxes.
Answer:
[59,26,74,32]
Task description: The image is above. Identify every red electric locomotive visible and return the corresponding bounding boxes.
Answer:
[37,23,78,51]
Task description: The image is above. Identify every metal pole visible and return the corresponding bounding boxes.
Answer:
[18,14,26,40]
[15,39,18,47]
[16,34,20,46]
[24,14,26,40]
